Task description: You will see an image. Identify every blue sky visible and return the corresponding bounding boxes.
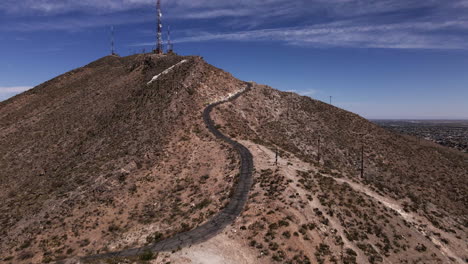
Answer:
[1,0,467,119]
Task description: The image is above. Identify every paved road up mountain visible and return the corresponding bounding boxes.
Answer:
[80,83,254,262]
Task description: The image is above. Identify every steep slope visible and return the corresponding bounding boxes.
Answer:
[0,54,246,263]
[208,84,467,264]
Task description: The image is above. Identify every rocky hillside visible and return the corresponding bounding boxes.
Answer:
[209,84,467,264]
[1,54,466,264]
[0,54,246,263]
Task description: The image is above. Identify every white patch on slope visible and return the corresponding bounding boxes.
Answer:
[211,86,247,104]
[147,59,188,85]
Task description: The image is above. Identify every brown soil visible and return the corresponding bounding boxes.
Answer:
[0,54,244,263]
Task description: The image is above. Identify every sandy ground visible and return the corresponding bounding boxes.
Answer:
[160,232,257,264]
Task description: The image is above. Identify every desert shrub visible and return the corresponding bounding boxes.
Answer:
[317,243,331,255]
[415,243,427,252]
[18,251,34,260]
[42,256,53,263]
[200,174,210,183]
[139,250,154,261]
[118,173,126,183]
[79,239,90,247]
[195,199,211,209]
[180,222,191,232]
[299,225,308,235]
[108,224,120,232]
[269,242,279,251]
[343,248,357,264]
[147,232,164,243]
[278,219,290,227]
[19,241,31,249]
[249,240,257,247]
[269,223,279,230]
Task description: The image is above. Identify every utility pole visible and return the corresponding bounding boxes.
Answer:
[154,0,163,54]
[317,134,321,163]
[167,26,173,54]
[111,26,115,55]
[360,138,364,178]
[329,96,332,105]
[275,147,278,166]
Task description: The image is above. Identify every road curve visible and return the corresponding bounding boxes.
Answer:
[80,83,254,262]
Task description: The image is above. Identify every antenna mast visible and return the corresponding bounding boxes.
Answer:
[111,26,115,55]
[167,26,174,53]
[154,0,163,54]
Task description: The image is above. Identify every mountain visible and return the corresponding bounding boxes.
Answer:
[0,54,466,264]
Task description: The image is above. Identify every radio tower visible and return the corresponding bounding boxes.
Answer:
[111,26,116,55]
[154,0,163,54]
[167,26,173,53]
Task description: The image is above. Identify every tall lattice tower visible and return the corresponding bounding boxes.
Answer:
[154,0,163,54]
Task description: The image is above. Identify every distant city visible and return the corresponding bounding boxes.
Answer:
[374,120,468,153]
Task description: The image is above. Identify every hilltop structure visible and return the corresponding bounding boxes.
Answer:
[154,0,164,54]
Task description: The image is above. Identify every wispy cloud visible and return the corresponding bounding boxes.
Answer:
[298,89,319,97]
[0,10,152,32]
[2,0,465,22]
[286,89,320,98]
[0,0,288,17]
[2,0,468,50]
[0,86,32,94]
[133,19,468,50]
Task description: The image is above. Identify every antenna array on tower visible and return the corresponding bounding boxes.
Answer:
[154,0,163,54]
[105,0,176,56]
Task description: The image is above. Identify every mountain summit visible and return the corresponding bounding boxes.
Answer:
[1,54,466,264]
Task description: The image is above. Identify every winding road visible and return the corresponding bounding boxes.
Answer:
[80,83,254,262]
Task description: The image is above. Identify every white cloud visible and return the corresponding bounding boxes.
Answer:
[1,13,151,32]
[298,89,319,97]
[0,0,288,15]
[133,19,468,50]
[0,86,33,94]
